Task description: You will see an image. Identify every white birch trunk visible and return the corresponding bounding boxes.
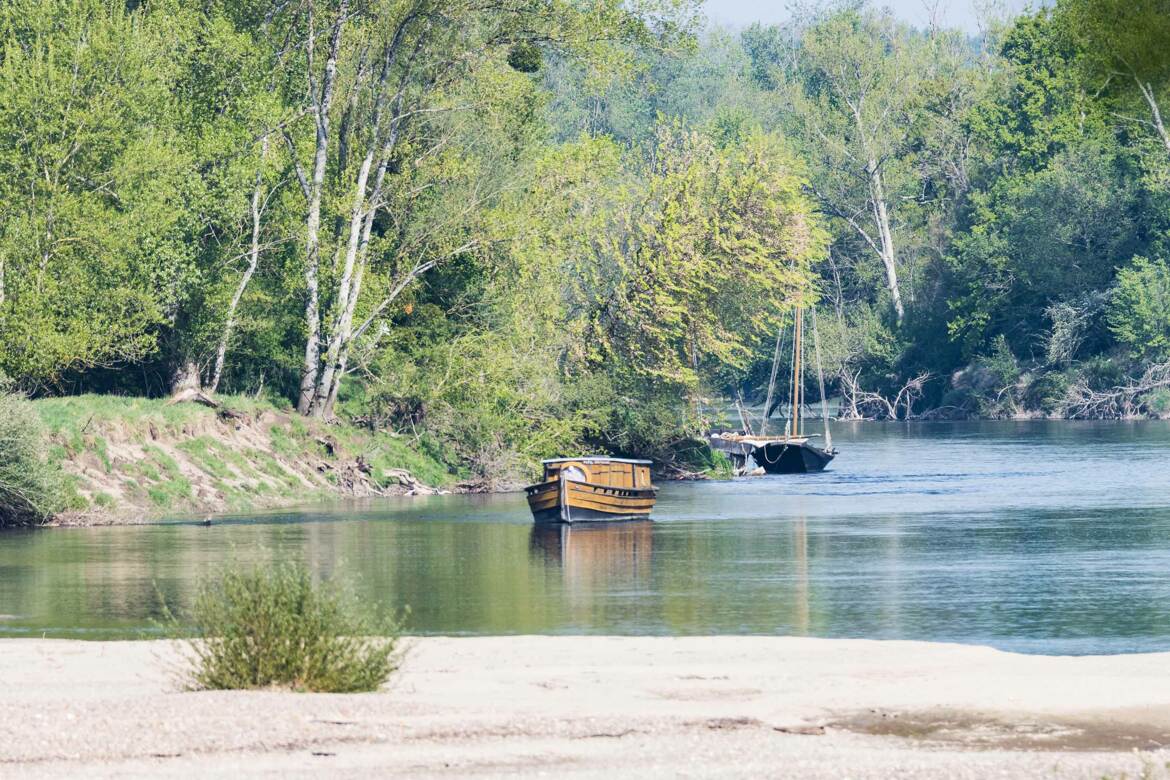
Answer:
[316,90,408,417]
[312,66,399,416]
[210,164,265,394]
[1136,77,1170,157]
[867,162,905,325]
[297,0,347,415]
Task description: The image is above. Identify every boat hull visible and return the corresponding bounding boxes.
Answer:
[525,477,656,524]
[754,441,836,474]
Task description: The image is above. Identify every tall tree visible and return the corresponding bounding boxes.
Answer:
[0,0,194,391]
[768,8,926,325]
[272,0,670,417]
[1061,0,1170,158]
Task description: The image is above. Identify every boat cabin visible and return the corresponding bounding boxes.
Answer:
[541,457,653,489]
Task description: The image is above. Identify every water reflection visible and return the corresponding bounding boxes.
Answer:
[792,518,809,635]
[5,421,1170,653]
[529,522,653,588]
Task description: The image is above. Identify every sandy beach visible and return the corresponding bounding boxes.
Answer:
[3,636,1170,778]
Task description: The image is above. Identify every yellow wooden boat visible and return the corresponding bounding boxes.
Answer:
[525,457,657,524]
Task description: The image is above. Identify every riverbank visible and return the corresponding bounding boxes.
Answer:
[32,395,461,526]
[3,636,1170,778]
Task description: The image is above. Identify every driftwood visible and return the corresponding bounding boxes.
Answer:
[837,370,933,420]
[216,407,248,425]
[733,390,756,436]
[168,389,220,408]
[1064,362,1170,419]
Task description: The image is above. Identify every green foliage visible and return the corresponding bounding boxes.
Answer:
[1060,0,1170,159]
[508,42,543,73]
[0,387,66,525]
[947,142,1142,357]
[174,562,401,693]
[1024,369,1074,416]
[1107,256,1170,361]
[947,336,1025,418]
[1144,387,1170,418]
[7,0,1170,468]
[0,0,193,388]
[967,11,1097,172]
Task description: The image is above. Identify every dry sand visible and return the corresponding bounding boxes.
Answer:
[3,636,1170,778]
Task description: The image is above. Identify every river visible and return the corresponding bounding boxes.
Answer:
[3,421,1170,654]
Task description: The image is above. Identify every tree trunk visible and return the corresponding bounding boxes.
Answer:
[296,0,347,415]
[1136,76,1170,157]
[209,164,265,394]
[315,93,407,417]
[322,339,351,418]
[313,64,398,417]
[171,359,203,396]
[868,162,905,325]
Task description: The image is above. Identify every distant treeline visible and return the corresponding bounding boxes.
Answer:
[0,0,1167,484]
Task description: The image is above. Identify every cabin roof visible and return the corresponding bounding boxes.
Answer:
[542,457,652,465]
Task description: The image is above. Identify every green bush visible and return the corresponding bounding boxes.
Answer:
[1144,388,1170,418]
[1023,370,1072,416]
[176,562,402,693]
[1107,256,1170,361]
[0,388,64,525]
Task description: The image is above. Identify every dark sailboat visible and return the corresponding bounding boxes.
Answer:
[710,307,837,474]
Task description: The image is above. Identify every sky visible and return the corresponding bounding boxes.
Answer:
[701,0,1035,34]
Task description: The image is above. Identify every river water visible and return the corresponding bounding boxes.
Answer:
[3,421,1170,654]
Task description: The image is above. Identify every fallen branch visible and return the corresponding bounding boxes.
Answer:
[1064,362,1170,419]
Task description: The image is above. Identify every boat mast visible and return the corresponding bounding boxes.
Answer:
[791,307,802,438]
[810,306,832,449]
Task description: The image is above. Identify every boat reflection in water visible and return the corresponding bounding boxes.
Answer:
[791,517,809,635]
[529,521,653,588]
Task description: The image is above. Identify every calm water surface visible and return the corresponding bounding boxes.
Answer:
[3,421,1170,654]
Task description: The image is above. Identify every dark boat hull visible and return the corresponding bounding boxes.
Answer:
[754,441,835,474]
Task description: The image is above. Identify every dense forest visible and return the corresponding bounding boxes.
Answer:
[2,0,1169,488]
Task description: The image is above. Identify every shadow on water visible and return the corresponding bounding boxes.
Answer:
[4,421,1170,653]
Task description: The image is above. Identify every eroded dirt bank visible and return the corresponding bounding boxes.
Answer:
[33,395,456,526]
[3,636,1170,778]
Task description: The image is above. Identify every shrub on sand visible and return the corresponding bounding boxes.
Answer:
[177,562,401,692]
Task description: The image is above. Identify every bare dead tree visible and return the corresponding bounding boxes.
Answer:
[837,370,932,420]
[894,372,933,419]
[1064,362,1170,419]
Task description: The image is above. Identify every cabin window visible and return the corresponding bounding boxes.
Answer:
[563,466,587,482]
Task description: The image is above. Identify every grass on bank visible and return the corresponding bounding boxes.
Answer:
[171,562,402,693]
[20,393,458,520]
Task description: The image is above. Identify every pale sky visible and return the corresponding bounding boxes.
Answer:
[702,0,1037,33]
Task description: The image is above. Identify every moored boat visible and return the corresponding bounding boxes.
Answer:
[752,437,835,474]
[710,433,836,474]
[708,305,839,474]
[525,457,657,524]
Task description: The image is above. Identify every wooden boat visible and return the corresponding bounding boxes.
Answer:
[711,433,835,474]
[525,457,657,524]
[709,306,838,474]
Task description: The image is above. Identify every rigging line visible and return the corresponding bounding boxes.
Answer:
[810,306,832,450]
[762,319,789,437]
[760,442,787,465]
